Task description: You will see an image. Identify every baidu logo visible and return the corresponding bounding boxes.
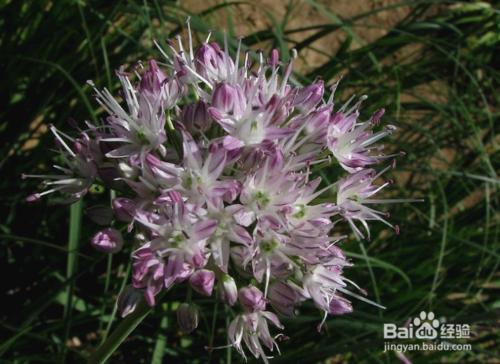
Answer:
[383,311,472,352]
[413,311,440,339]
[384,311,441,340]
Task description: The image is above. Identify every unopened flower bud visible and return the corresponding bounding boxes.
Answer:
[194,42,234,82]
[293,80,324,113]
[238,285,266,312]
[117,285,142,318]
[329,296,353,315]
[182,101,212,132]
[212,83,246,119]
[91,228,123,253]
[189,269,215,296]
[177,303,199,333]
[219,274,238,306]
[268,282,297,317]
[112,198,136,222]
[140,60,166,94]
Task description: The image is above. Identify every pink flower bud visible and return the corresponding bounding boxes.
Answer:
[162,77,184,109]
[220,274,238,306]
[329,296,353,315]
[212,83,246,119]
[177,303,199,333]
[268,282,297,317]
[238,285,266,312]
[189,269,215,296]
[268,49,279,67]
[194,42,234,81]
[181,101,212,132]
[293,80,324,113]
[112,198,136,222]
[140,60,166,94]
[91,228,123,253]
[117,285,142,318]
[26,193,41,203]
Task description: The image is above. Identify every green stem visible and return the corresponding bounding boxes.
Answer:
[88,299,152,364]
[62,199,83,361]
[101,262,132,344]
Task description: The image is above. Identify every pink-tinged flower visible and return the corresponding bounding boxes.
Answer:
[89,69,169,158]
[327,107,396,173]
[194,42,235,84]
[248,227,297,294]
[337,168,397,240]
[134,204,218,291]
[189,269,215,296]
[117,285,142,317]
[177,303,199,333]
[239,155,299,227]
[91,228,124,253]
[206,202,253,273]
[209,85,294,150]
[24,126,97,203]
[292,80,324,113]
[239,285,267,312]
[219,274,238,305]
[301,264,349,309]
[228,310,283,363]
[178,132,240,206]
[132,246,165,306]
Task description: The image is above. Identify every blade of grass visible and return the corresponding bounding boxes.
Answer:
[88,298,153,364]
[150,304,169,364]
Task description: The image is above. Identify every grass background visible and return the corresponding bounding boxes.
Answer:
[1,0,499,363]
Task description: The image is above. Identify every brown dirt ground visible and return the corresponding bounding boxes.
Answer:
[182,0,412,73]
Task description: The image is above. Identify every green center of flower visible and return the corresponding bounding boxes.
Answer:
[136,128,149,145]
[261,239,279,253]
[168,232,185,248]
[254,190,270,208]
[293,204,307,219]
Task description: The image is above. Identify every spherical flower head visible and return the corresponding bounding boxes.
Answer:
[177,303,199,333]
[24,21,405,364]
[238,285,266,312]
[189,269,215,296]
[91,228,123,253]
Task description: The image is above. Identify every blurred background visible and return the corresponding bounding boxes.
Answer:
[1,0,498,363]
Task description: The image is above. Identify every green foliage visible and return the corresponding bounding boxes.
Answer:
[1,0,498,363]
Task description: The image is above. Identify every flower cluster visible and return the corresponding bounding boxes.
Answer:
[26,24,401,363]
